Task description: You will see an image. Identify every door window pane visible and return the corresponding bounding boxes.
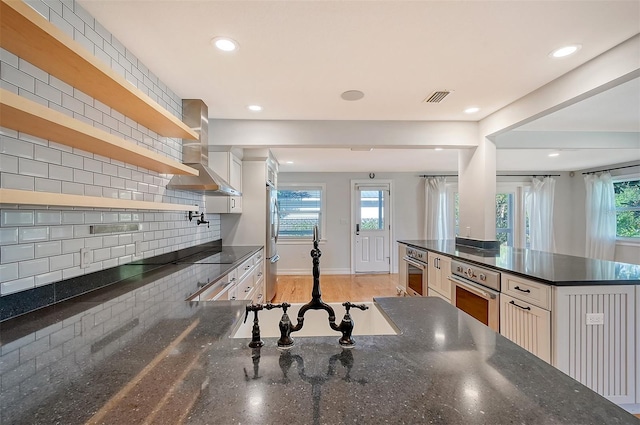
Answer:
[360,190,385,230]
[496,193,514,246]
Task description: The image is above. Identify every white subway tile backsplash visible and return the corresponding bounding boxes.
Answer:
[0,263,18,282]
[1,210,34,226]
[1,244,34,263]
[1,276,35,295]
[35,270,62,287]
[19,227,49,243]
[19,158,49,177]
[50,253,74,271]
[35,241,62,258]
[62,238,84,254]
[19,258,50,278]
[0,0,220,304]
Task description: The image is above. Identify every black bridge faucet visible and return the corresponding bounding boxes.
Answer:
[265,226,369,348]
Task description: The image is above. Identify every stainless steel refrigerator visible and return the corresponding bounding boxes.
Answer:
[265,182,279,301]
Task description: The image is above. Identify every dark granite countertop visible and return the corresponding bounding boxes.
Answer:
[399,239,640,286]
[0,257,637,424]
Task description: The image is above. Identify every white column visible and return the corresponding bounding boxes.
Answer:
[458,136,496,240]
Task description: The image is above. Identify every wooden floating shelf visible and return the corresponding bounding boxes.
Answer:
[0,0,198,140]
[0,189,198,211]
[0,89,199,176]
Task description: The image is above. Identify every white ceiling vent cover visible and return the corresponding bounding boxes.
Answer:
[423,90,452,103]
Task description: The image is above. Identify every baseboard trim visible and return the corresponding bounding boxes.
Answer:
[279,268,352,275]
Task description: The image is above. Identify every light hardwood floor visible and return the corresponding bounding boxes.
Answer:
[272,273,401,303]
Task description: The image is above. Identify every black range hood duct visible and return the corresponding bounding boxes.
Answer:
[167,99,240,196]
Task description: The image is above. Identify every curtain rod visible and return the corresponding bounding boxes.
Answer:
[497,174,560,177]
[581,164,640,175]
[419,174,560,178]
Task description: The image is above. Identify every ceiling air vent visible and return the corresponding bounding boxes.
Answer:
[423,90,452,103]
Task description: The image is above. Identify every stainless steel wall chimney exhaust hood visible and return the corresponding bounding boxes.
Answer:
[167,100,241,196]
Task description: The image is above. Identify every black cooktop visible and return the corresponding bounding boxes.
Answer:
[130,246,259,266]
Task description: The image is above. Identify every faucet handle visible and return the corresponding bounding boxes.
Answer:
[244,303,264,323]
[265,302,291,313]
[342,302,369,312]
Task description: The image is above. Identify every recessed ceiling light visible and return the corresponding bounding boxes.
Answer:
[549,44,581,58]
[247,105,262,112]
[548,152,560,157]
[464,107,480,114]
[211,37,238,52]
[285,161,294,164]
[341,90,365,101]
[434,148,443,151]
[350,147,373,152]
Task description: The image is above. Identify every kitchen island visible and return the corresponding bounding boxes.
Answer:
[0,256,637,424]
[398,239,640,411]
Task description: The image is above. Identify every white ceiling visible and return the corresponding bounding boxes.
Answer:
[78,0,640,173]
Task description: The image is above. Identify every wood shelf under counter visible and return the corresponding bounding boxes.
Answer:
[0,89,198,176]
[0,189,197,211]
[0,0,197,140]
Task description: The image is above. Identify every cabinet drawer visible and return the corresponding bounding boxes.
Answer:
[503,274,551,309]
[253,249,264,265]
[236,256,254,281]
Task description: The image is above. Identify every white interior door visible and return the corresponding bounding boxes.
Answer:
[354,184,390,273]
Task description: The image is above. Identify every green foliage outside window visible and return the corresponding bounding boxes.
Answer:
[614,180,640,238]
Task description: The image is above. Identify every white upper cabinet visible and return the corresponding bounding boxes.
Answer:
[206,152,243,213]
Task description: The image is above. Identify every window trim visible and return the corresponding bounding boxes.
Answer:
[277,183,326,241]
[612,173,640,244]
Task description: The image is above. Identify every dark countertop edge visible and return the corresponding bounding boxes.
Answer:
[0,245,263,342]
[398,240,640,286]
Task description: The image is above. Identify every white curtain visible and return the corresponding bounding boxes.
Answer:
[424,177,452,240]
[527,176,556,252]
[584,172,616,260]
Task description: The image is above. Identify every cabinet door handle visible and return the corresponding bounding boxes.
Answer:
[509,300,531,311]
[231,198,236,208]
[514,286,531,293]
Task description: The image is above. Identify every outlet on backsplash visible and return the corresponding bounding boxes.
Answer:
[80,248,92,269]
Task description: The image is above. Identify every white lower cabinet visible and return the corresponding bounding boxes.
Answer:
[500,292,551,363]
[194,249,264,302]
[427,252,451,301]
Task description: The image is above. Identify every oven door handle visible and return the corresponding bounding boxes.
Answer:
[449,275,498,300]
[402,256,426,270]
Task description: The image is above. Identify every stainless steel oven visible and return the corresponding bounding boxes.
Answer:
[402,247,428,296]
[449,259,500,332]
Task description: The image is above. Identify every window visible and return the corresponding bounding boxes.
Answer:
[613,177,640,239]
[277,184,325,239]
[496,193,515,246]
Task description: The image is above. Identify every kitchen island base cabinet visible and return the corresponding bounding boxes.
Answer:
[552,284,636,406]
[500,293,551,363]
[427,252,451,301]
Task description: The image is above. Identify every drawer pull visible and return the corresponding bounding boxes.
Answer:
[514,286,531,293]
[245,265,251,270]
[509,300,531,311]
[245,287,251,292]
[257,272,263,277]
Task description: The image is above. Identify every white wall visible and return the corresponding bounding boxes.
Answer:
[276,172,425,274]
